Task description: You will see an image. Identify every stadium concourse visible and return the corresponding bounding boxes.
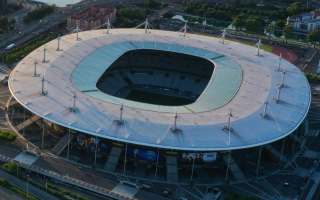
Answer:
[7,28,311,184]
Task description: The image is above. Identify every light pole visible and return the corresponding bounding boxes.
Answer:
[123,143,128,175]
[94,136,98,166]
[26,174,29,199]
[16,162,19,177]
[45,178,48,192]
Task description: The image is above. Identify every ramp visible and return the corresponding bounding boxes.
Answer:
[104,146,122,172]
[223,154,246,181]
[111,182,138,199]
[16,115,40,131]
[166,155,178,182]
[51,133,74,155]
[265,145,288,162]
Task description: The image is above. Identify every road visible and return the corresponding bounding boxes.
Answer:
[0,10,67,53]
[0,187,24,200]
[0,170,59,200]
[0,0,127,53]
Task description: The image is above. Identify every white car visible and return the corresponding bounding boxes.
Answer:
[5,43,16,50]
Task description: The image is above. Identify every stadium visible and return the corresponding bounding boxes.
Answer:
[7,28,311,184]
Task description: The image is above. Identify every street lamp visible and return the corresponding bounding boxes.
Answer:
[26,174,29,199]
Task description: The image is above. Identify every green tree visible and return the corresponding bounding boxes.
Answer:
[284,25,294,39]
[245,15,265,33]
[0,16,9,33]
[308,30,320,47]
[232,14,245,30]
[276,20,286,30]
[23,5,55,23]
[116,7,147,27]
[287,2,301,16]
[273,20,286,37]
[144,0,161,9]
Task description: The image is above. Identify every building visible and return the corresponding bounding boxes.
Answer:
[288,10,320,35]
[0,0,7,14]
[67,5,116,31]
[8,29,310,184]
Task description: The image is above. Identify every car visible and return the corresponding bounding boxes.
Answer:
[5,43,16,50]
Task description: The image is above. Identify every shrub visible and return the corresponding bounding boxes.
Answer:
[0,130,17,141]
[0,179,9,186]
[2,162,17,173]
[306,73,320,82]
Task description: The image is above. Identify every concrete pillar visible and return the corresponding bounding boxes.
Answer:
[304,119,309,136]
[22,109,25,136]
[225,151,231,182]
[292,136,296,154]
[256,147,263,176]
[280,139,286,165]
[67,128,71,159]
[155,149,160,177]
[41,119,45,149]
[123,143,128,175]
[94,137,98,166]
[190,156,196,181]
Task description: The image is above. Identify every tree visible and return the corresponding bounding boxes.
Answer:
[232,14,245,30]
[308,30,320,47]
[144,0,161,9]
[0,17,9,33]
[245,15,265,33]
[273,20,286,37]
[283,25,294,39]
[23,5,55,23]
[287,2,301,16]
[116,7,147,27]
[276,20,286,30]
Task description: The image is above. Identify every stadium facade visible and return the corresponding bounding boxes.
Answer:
[8,29,311,183]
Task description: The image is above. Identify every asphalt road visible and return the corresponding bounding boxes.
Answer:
[0,187,24,200]
[0,0,126,53]
[0,170,59,200]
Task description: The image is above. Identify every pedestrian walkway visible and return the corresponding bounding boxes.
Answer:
[14,151,39,167]
[223,154,246,181]
[265,145,288,162]
[303,150,319,159]
[305,172,320,200]
[51,133,74,155]
[16,115,40,131]
[166,155,178,182]
[111,182,139,199]
[8,100,18,107]
[104,146,122,172]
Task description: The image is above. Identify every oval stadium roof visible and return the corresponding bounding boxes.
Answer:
[8,29,311,151]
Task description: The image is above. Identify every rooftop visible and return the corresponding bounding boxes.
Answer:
[8,29,311,151]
